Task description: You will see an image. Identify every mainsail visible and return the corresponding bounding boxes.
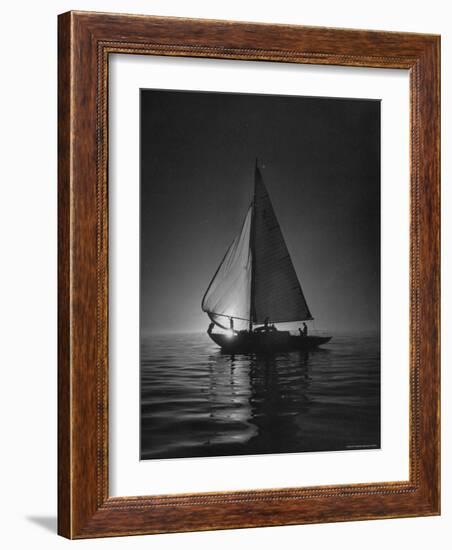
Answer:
[251,165,313,324]
[202,162,313,330]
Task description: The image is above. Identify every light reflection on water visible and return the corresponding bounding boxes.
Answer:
[141,332,380,459]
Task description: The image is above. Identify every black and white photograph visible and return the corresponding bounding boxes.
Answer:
[140,89,381,460]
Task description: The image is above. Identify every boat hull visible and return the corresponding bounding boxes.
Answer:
[208,331,331,353]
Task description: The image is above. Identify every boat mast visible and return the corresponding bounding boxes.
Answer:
[249,158,258,332]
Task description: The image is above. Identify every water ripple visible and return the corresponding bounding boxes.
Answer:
[141,332,380,459]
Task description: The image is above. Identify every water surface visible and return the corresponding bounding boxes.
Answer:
[141,332,380,459]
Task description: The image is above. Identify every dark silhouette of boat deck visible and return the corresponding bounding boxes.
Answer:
[210,331,331,353]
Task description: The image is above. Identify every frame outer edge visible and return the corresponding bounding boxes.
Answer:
[410,36,441,516]
[437,35,441,516]
[57,11,73,539]
[421,37,441,515]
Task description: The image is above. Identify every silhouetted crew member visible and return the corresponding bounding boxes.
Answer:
[207,322,215,335]
[264,317,270,333]
[302,322,308,336]
[229,317,234,332]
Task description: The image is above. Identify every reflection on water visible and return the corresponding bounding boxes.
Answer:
[141,333,380,459]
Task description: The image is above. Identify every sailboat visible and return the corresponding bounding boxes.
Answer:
[202,161,331,353]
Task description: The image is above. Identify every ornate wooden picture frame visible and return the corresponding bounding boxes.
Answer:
[58,11,440,538]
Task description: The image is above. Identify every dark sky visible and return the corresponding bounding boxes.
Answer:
[140,89,380,334]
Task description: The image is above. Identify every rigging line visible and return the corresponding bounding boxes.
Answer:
[207,311,230,332]
[206,311,251,322]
